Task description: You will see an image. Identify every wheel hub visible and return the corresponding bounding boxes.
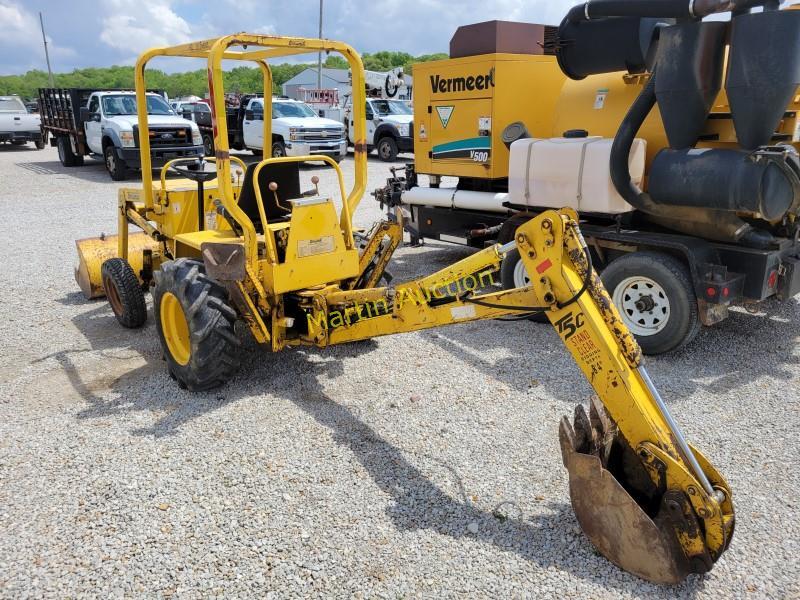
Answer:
[612,276,670,336]
[513,258,531,288]
[160,292,191,366]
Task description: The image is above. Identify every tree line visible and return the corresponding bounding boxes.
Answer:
[0,52,447,100]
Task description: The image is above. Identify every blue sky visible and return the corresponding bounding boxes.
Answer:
[0,0,578,75]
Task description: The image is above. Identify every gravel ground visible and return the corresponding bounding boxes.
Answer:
[0,144,798,599]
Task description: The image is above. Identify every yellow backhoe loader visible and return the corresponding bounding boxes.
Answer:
[74,23,737,584]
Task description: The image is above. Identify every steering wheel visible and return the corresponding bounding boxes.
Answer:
[169,159,218,183]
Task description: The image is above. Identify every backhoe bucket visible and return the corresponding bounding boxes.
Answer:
[75,232,157,299]
[559,397,694,585]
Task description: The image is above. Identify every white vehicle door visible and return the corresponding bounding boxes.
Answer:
[347,98,376,145]
[84,95,103,154]
[242,99,264,150]
[365,101,377,146]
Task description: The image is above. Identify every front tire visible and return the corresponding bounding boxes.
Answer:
[202,133,214,156]
[153,259,241,391]
[601,251,700,355]
[101,258,147,328]
[104,145,127,181]
[271,140,286,158]
[377,136,398,161]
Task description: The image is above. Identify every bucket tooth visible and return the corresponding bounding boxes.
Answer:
[560,403,693,584]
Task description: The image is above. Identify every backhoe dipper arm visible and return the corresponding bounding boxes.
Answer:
[515,210,734,584]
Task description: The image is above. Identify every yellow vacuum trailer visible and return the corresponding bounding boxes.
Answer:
[72,9,745,585]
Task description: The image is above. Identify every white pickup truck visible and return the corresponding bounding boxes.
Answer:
[39,88,203,180]
[0,96,44,149]
[342,96,414,161]
[241,98,346,162]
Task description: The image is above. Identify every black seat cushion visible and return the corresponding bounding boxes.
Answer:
[237,161,301,230]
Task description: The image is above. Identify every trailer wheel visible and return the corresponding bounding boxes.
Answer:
[57,136,83,167]
[377,136,398,161]
[500,249,549,323]
[101,258,147,329]
[154,259,241,391]
[202,133,214,156]
[601,251,700,355]
[104,145,128,181]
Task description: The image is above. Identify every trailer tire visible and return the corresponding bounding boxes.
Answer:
[104,144,127,181]
[601,251,700,355]
[101,258,147,329]
[377,136,398,162]
[500,249,549,322]
[154,259,242,391]
[57,135,83,167]
[202,133,214,156]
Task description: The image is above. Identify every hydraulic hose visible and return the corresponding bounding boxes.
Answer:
[567,0,776,22]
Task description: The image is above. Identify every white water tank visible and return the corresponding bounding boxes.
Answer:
[508,136,646,214]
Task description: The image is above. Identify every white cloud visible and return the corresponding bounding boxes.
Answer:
[99,0,193,53]
[0,1,75,58]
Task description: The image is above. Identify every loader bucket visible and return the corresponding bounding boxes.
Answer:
[559,397,693,585]
[75,232,158,299]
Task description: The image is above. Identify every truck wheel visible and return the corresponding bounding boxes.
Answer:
[104,145,128,181]
[10,140,26,146]
[57,135,83,167]
[101,258,147,329]
[202,133,214,156]
[601,251,700,355]
[501,249,549,323]
[377,137,398,161]
[34,138,46,150]
[154,259,242,391]
[271,141,286,158]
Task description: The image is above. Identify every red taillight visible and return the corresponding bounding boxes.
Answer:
[707,287,717,297]
[768,270,778,289]
[722,287,730,298]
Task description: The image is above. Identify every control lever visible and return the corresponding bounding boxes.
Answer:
[269,182,292,212]
[213,199,243,237]
[302,175,320,197]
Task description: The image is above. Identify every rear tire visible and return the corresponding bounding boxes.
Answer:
[57,136,83,166]
[153,259,241,391]
[104,144,127,181]
[601,251,700,355]
[377,136,398,161]
[501,249,549,322]
[101,258,147,329]
[34,138,46,150]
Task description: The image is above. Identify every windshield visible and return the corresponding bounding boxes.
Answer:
[272,102,317,118]
[370,100,412,116]
[102,94,173,116]
[0,97,26,112]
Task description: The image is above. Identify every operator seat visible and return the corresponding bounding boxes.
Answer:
[237,161,301,231]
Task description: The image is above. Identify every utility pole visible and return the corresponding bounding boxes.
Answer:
[317,0,323,89]
[39,12,55,87]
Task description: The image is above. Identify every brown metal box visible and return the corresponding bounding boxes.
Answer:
[449,21,553,58]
